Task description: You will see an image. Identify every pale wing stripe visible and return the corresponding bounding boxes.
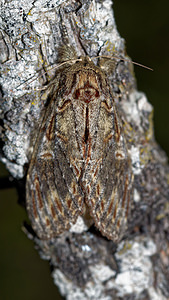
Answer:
[54,142,84,210]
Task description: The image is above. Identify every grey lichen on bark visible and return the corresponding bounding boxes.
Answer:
[0,0,169,299]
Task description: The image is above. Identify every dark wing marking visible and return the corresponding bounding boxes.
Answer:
[26,98,84,239]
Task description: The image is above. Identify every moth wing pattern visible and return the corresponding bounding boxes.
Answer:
[26,96,84,239]
[84,98,133,242]
[26,54,133,242]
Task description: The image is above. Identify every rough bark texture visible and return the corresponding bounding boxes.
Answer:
[0,1,169,299]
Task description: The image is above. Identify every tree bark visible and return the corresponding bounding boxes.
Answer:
[0,1,169,299]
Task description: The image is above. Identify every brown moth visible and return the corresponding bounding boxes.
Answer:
[26,50,133,242]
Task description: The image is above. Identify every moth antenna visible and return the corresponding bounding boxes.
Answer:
[15,58,82,90]
[92,55,153,71]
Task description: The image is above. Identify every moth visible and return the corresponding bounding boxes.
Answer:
[26,46,133,242]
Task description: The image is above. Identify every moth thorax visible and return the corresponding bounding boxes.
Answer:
[74,71,100,103]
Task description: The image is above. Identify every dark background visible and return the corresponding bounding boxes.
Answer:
[0,1,169,299]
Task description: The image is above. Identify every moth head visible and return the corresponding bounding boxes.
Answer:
[57,44,78,63]
[99,57,117,74]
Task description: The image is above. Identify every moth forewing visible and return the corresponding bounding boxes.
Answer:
[26,53,133,241]
[82,80,133,242]
[26,88,85,239]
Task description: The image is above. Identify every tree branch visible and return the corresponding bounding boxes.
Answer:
[0,1,169,299]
